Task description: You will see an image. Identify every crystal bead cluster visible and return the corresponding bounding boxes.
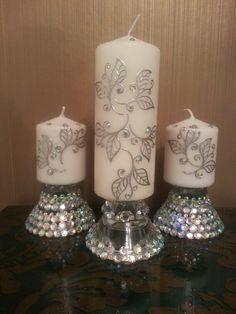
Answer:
[154,188,224,240]
[25,186,95,238]
[86,201,164,263]
[86,222,164,263]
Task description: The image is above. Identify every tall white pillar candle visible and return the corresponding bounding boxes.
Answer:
[37,107,86,185]
[164,109,218,188]
[94,25,160,201]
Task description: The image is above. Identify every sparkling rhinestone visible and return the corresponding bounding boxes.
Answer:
[183,207,190,214]
[178,232,185,238]
[60,204,66,210]
[50,224,57,231]
[170,229,177,237]
[100,252,108,259]
[114,253,123,263]
[69,229,76,235]
[43,223,50,230]
[194,233,202,239]
[61,230,68,237]
[76,226,82,233]
[117,211,135,222]
[45,231,53,238]
[177,217,184,224]
[191,208,198,215]
[33,228,38,234]
[105,211,115,219]
[51,216,57,223]
[198,225,205,232]
[38,229,45,237]
[37,222,43,228]
[98,242,104,249]
[44,215,50,222]
[45,204,51,210]
[190,225,197,233]
[195,219,201,225]
[54,230,60,237]
[69,221,75,227]
[186,232,194,239]
[51,204,58,211]
[181,224,189,232]
[134,244,142,254]
[59,222,65,229]
[143,251,151,259]
[129,255,136,263]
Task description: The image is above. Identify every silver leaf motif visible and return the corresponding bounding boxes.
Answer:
[106,135,121,162]
[95,82,107,99]
[168,140,184,154]
[133,168,150,186]
[37,125,86,176]
[168,126,216,178]
[136,95,154,110]
[112,175,129,200]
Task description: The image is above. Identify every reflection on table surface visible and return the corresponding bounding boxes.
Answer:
[0,207,235,313]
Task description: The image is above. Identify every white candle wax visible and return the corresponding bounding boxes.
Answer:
[36,107,86,185]
[164,109,218,188]
[94,25,160,201]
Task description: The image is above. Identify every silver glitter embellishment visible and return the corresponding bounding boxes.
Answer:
[25,186,95,238]
[154,188,224,240]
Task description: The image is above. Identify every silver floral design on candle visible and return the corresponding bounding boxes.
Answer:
[37,124,86,176]
[168,125,216,178]
[154,186,224,240]
[95,58,156,200]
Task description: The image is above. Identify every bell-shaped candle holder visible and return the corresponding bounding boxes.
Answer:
[154,186,224,240]
[25,183,95,238]
[86,200,164,263]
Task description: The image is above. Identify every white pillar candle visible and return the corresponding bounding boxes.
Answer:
[94,19,160,201]
[164,109,218,188]
[36,107,86,185]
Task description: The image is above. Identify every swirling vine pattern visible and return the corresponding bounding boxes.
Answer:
[95,58,156,200]
[168,125,216,179]
[37,124,86,176]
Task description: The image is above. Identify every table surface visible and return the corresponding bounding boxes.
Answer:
[0,207,235,314]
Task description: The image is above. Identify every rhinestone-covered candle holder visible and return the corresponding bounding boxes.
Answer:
[86,200,164,264]
[154,186,224,240]
[25,184,95,238]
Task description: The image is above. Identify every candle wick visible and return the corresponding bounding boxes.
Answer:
[127,14,141,37]
[60,106,66,117]
[184,108,195,118]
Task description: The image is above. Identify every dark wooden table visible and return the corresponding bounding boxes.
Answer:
[0,207,235,314]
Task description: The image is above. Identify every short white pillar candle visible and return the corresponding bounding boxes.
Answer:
[36,107,86,185]
[94,26,160,201]
[164,109,218,188]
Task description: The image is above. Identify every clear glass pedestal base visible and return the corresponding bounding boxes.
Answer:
[86,200,164,264]
[154,186,224,240]
[25,184,95,238]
